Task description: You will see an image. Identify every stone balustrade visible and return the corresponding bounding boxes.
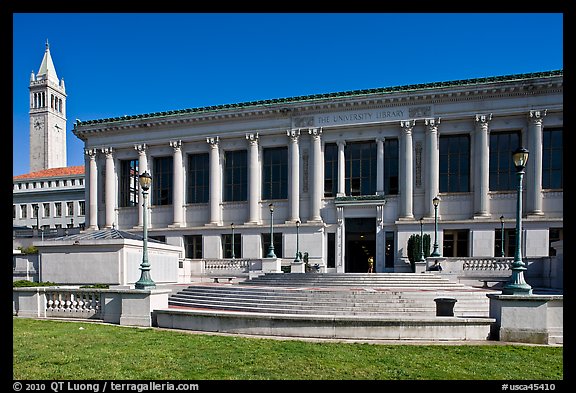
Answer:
[13,286,171,327]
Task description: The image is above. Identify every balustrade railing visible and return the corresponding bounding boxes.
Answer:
[45,289,102,318]
[461,257,512,271]
[203,259,252,273]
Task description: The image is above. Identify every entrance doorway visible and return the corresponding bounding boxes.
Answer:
[345,218,376,273]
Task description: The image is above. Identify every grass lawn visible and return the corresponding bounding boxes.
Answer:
[13,318,563,380]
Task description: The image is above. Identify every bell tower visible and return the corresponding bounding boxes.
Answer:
[29,39,67,172]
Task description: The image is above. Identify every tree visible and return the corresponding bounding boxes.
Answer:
[407,233,431,272]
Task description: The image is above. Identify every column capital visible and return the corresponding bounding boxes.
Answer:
[101,147,113,157]
[425,118,441,131]
[337,140,346,148]
[308,127,323,138]
[475,113,492,131]
[84,148,97,158]
[246,132,259,144]
[375,137,385,144]
[529,109,547,124]
[206,136,219,147]
[134,143,147,153]
[400,119,416,132]
[170,140,182,151]
[287,129,301,142]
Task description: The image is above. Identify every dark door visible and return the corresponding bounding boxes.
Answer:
[345,218,376,273]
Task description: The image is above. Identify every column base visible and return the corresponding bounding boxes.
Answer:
[527,211,545,217]
[243,221,262,226]
[168,223,185,228]
[472,213,491,219]
[285,219,301,225]
[397,216,415,221]
[205,222,222,227]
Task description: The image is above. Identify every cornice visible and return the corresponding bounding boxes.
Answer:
[72,70,562,139]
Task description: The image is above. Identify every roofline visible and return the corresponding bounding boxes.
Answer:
[73,69,562,129]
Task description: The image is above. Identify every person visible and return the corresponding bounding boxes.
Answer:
[367,256,374,273]
[429,259,443,272]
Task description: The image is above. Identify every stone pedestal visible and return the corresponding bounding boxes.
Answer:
[290,261,305,273]
[261,257,281,273]
[488,293,563,344]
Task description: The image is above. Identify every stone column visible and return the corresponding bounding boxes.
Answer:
[400,120,415,219]
[527,110,546,216]
[245,133,260,224]
[474,114,492,218]
[425,118,441,217]
[135,144,148,227]
[287,129,300,222]
[85,148,98,230]
[170,140,184,226]
[206,136,221,225]
[337,140,346,197]
[102,147,115,228]
[309,128,323,222]
[376,138,385,196]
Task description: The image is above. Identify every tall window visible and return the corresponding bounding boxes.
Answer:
[549,228,563,256]
[31,204,38,218]
[495,228,516,257]
[262,147,288,200]
[55,202,62,217]
[152,156,173,205]
[66,201,74,216]
[489,131,521,191]
[439,134,470,193]
[21,205,27,219]
[543,128,563,189]
[384,139,399,195]
[222,233,242,258]
[43,203,50,217]
[261,233,283,258]
[224,150,247,202]
[324,143,338,197]
[345,141,377,196]
[443,229,469,257]
[79,201,85,216]
[184,235,203,259]
[327,233,336,268]
[119,159,139,207]
[187,153,209,203]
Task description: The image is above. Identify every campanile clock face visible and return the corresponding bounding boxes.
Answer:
[33,117,45,130]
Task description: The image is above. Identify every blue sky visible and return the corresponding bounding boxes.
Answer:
[12,13,564,176]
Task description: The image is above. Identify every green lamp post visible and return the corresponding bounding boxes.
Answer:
[294,220,301,263]
[502,148,532,295]
[135,171,155,290]
[500,215,505,257]
[431,196,441,257]
[418,217,425,262]
[266,203,276,258]
[231,223,235,260]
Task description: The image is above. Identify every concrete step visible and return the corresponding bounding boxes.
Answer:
[168,283,491,317]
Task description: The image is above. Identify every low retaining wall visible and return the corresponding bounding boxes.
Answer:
[13,287,171,327]
[155,308,495,341]
[488,294,563,345]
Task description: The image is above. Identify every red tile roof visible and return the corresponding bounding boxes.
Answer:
[13,165,85,180]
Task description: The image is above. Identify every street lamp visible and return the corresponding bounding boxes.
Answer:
[135,171,155,290]
[266,203,276,258]
[419,217,425,262]
[231,223,235,260]
[500,215,505,257]
[294,220,301,263]
[503,148,532,295]
[431,196,441,257]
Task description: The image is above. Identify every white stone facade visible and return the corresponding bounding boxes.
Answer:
[73,71,563,273]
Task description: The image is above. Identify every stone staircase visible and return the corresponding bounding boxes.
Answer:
[156,273,497,341]
[167,273,495,318]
